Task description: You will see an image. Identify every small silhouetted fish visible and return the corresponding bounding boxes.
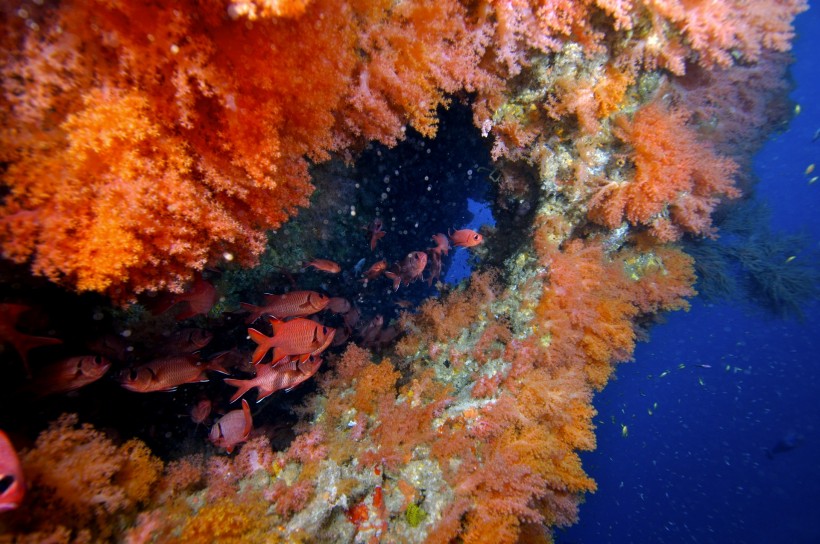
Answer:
[766,430,804,459]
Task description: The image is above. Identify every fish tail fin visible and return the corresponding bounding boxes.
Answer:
[248,328,272,364]
[251,345,270,365]
[223,378,253,403]
[384,271,400,292]
[12,334,63,376]
[272,347,290,365]
[240,302,262,324]
[205,353,231,375]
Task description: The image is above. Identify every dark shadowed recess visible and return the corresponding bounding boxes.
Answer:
[0,102,498,459]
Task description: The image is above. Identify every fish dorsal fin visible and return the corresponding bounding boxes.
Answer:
[241,399,253,437]
[268,318,285,334]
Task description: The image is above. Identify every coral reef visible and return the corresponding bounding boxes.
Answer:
[2,414,163,541]
[0,0,810,543]
[0,0,491,300]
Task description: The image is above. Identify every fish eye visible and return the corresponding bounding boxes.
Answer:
[322,326,328,334]
[129,369,138,380]
[473,234,480,240]
[94,355,103,364]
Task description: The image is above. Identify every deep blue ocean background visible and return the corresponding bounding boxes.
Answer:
[561,5,820,544]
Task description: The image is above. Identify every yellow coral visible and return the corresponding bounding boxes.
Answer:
[175,497,273,544]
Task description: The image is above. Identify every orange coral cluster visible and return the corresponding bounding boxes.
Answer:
[0,0,807,299]
[295,269,628,543]
[0,0,807,543]
[535,239,696,388]
[588,100,740,241]
[3,414,162,541]
[0,0,491,300]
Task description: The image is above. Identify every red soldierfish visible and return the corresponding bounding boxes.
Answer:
[30,355,112,397]
[361,260,387,286]
[384,251,427,291]
[190,398,212,425]
[240,291,330,324]
[120,354,228,393]
[209,399,252,454]
[304,259,341,274]
[343,306,360,332]
[0,303,62,375]
[0,430,25,512]
[364,218,386,251]
[430,233,450,256]
[426,249,443,286]
[359,315,384,346]
[326,297,352,314]
[86,333,131,363]
[248,318,335,365]
[449,228,483,248]
[151,277,219,321]
[224,355,323,403]
[160,328,213,354]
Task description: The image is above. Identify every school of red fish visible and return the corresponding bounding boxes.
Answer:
[0,223,483,507]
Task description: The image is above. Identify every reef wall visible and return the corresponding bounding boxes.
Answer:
[0,0,807,542]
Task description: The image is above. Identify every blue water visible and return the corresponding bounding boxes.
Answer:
[562,6,820,544]
[443,198,496,283]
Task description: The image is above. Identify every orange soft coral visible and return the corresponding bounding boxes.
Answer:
[588,99,740,241]
[0,1,350,299]
[8,414,163,540]
[535,240,637,388]
[24,415,162,510]
[535,239,695,389]
[0,0,492,300]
